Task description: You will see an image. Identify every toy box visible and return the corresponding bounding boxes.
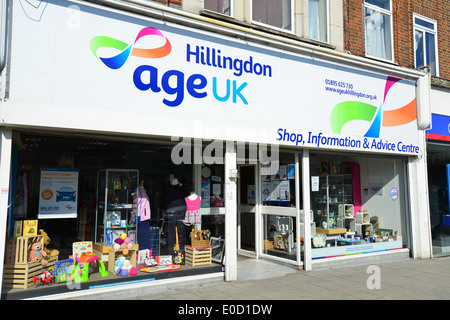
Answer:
[55,259,73,275]
[22,220,38,236]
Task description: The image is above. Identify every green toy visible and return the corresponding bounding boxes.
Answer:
[71,254,108,282]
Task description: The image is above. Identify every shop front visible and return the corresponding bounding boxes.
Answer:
[427,113,450,255]
[0,0,432,299]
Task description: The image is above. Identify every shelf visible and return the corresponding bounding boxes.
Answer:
[316,227,347,235]
[95,169,139,246]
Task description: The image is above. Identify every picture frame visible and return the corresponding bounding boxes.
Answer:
[210,236,225,264]
[378,229,393,237]
[320,160,329,175]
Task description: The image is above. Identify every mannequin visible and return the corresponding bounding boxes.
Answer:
[134,180,151,250]
[184,192,202,228]
[166,174,186,210]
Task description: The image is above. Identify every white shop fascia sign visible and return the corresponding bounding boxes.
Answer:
[6,0,420,155]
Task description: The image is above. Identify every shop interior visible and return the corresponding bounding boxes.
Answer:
[255,150,408,263]
[308,152,408,259]
[2,131,224,298]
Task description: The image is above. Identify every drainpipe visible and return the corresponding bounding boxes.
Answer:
[0,0,7,73]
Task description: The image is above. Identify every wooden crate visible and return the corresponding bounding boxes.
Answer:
[107,247,137,274]
[185,246,211,266]
[2,257,57,289]
[5,235,44,265]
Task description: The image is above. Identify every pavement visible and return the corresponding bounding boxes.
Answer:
[120,255,450,301]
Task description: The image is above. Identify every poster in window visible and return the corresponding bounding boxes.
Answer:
[38,168,79,219]
[279,165,287,180]
[279,180,290,201]
[287,164,295,179]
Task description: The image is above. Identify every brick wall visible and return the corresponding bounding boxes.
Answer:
[344,0,450,80]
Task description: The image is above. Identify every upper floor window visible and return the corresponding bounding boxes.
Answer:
[204,0,231,16]
[364,0,393,61]
[251,0,293,32]
[414,14,438,77]
[309,0,328,42]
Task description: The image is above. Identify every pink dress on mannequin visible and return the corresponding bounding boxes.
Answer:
[184,194,201,226]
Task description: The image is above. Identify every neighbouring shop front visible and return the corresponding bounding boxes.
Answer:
[0,0,431,299]
[427,113,450,256]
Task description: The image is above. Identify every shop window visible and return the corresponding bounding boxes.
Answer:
[251,0,293,32]
[5,132,224,297]
[261,152,296,207]
[263,214,297,261]
[199,163,225,239]
[260,152,301,263]
[414,14,438,77]
[204,0,231,16]
[309,0,328,42]
[310,152,407,260]
[364,0,393,61]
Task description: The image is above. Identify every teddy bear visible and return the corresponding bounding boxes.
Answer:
[38,229,59,258]
[28,242,48,265]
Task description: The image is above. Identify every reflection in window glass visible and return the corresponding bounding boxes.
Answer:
[365,6,393,60]
[414,15,438,77]
[309,0,328,42]
[252,0,292,31]
[365,0,390,10]
[204,0,231,15]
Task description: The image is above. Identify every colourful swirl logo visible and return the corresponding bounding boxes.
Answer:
[330,77,417,138]
[90,27,172,69]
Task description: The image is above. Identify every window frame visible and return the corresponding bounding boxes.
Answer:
[363,0,394,62]
[250,0,295,34]
[308,0,329,43]
[413,13,439,77]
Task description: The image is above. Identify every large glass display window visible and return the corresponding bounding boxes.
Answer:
[309,152,408,260]
[4,131,224,298]
[260,151,302,264]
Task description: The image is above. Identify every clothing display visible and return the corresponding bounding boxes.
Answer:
[137,219,150,250]
[134,186,151,221]
[184,195,201,226]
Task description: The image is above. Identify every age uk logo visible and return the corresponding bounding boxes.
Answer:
[330,76,417,138]
[89,27,172,69]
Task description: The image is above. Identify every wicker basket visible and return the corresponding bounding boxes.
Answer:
[190,230,210,248]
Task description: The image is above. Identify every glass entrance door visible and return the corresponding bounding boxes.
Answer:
[238,165,258,256]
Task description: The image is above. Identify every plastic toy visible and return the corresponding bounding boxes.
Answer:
[33,270,54,285]
[70,252,108,282]
[33,271,70,286]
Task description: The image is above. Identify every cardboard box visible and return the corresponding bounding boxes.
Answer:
[22,220,38,236]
